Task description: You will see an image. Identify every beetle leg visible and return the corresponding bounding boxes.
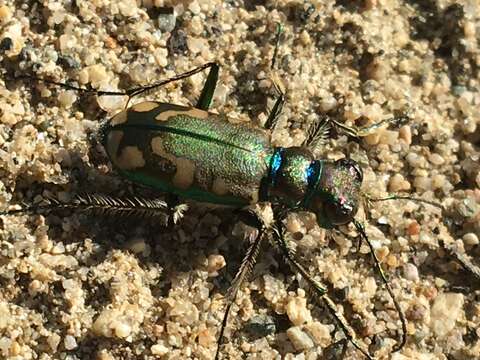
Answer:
[270,22,284,70]
[264,82,285,131]
[196,62,219,110]
[323,338,349,360]
[352,220,406,353]
[328,109,411,139]
[271,215,375,360]
[303,117,331,152]
[262,22,285,131]
[9,63,219,105]
[365,195,480,281]
[215,207,268,360]
[440,240,480,281]
[0,193,188,226]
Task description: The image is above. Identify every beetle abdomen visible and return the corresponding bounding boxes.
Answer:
[103,102,274,205]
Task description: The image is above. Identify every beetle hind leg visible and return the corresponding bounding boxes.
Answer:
[1,193,188,226]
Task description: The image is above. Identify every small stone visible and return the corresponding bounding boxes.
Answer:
[3,22,24,56]
[58,34,77,52]
[428,153,445,166]
[153,47,169,68]
[286,295,312,326]
[431,174,445,189]
[364,276,377,297]
[413,176,431,191]
[47,333,61,352]
[157,8,176,33]
[188,1,201,14]
[0,37,12,51]
[463,233,479,246]
[456,197,478,218]
[96,85,128,112]
[406,303,427,322]
[430,293,464,338]
[287,326,314,351]
[407,221,420,236]
[389,173,411,192]
[0,5,12,23]
[168,29,188,55]
[198,327,216,347]
[127,237,149,255]
[58,91,77,108]
[57,55,79,70]
[151,343,169,355]
[64,335,77,350]
[304,321,331,347]
[403,263,419,282]
[207,254,226,275]
[319,95,338,112]
[387,254,399,268]
[366,58,389,81]
[376,246,389,262]
[114,322,132,338]
[97,350,115,360]
[187,37,208,54]
[0,337,11,355]
[285,214,304,234]
[379,130,399,146]
[10,341,20,356]
[118,0,138,17]
[169,300,199,325]
[86,64,109,88]
[364,131,380,145]
[398,125,412,145]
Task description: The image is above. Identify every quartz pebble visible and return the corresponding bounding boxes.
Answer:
[430,293,464,338]
[463,233,479,246]
[286,295,312,326]
[286,326,314,351]
[403,263,419,282]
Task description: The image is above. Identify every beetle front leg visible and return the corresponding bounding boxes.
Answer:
[271,215,375,360]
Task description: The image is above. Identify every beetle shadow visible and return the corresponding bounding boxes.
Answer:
[416,247,480,291]
[2,144,261,351]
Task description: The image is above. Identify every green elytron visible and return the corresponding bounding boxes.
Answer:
[3,61,412,360]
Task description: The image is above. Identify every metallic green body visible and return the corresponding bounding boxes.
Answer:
[103,102,274,206]
[102,101,362,227]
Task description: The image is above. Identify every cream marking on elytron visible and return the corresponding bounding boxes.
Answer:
[116,146,146,170]
[110,111,128,125]
[130,101,159,112]
[151,136,196,190]
[155,107,210,122]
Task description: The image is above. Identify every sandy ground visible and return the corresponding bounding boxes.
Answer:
[0,1,479,359]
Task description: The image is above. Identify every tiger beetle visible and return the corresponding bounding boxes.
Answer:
[1,32,445,360]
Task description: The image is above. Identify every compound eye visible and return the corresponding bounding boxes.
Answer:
[337,158,363,182]
[324,199,354,225]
